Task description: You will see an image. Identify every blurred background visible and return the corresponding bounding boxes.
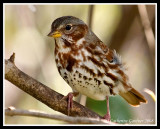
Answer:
[4,4,156,124]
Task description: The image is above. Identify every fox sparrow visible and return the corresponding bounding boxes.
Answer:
[48,16,147,121]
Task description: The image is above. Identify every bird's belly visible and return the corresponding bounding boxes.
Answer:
[73,80,110,100]
[60,68,113,101]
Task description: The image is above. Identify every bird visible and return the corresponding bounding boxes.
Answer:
[47,16,147,121]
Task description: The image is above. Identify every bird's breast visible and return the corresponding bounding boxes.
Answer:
[54,38,130,100]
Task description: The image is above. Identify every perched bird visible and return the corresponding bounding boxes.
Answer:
[47,16,147,121]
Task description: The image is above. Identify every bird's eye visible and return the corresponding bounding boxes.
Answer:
[65,25,72,30]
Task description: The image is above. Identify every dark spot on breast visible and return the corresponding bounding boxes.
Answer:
[79,73,82,78]
[63,75,68,80]
[94,78,101,85]
[103,80,115,95]
[109,88,115,95]
[85,82,89,85]
[89,78,92,80]
[83,76,87,80]
[57,66,62,74]
[55,59,58,64]
[66,80,69,84]
[66,55,78,72]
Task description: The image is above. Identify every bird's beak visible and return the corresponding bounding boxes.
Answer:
[47,31,62,38]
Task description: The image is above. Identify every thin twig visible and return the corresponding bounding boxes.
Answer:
[5,53,103,119]
[5,107,112,124]
[88,5,94,29]
[144,88,156,102]
[137,5,155,66]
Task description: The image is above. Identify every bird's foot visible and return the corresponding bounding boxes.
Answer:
[60,92,79,115]
[103,113,111,121]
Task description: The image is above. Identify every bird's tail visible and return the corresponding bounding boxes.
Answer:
[119,87,147,106]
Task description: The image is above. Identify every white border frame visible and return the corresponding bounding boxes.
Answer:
[3,3,157,126]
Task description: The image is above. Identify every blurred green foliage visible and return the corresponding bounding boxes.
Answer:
[86,96,133,124]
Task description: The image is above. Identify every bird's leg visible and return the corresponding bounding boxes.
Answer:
[60,92,79,115]
[103,96,111,121]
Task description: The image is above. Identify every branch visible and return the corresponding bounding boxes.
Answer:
[5,53,103,119]
[5,107,111,124]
